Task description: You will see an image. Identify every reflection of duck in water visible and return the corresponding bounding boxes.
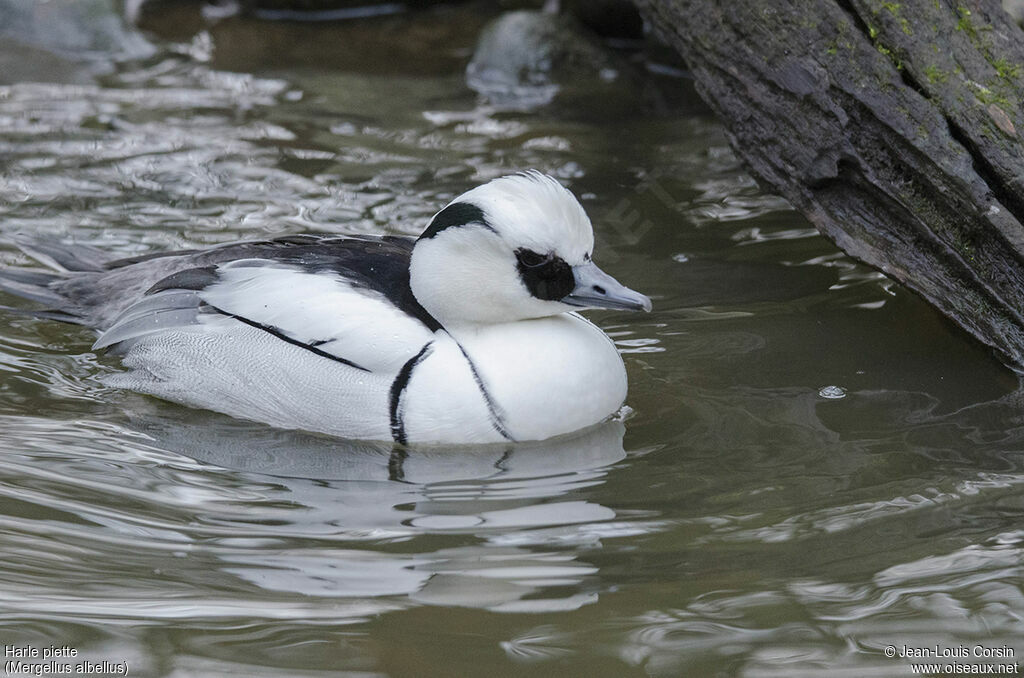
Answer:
[130,405,629,485]
[0,172,650,444]
[130,410,629,613]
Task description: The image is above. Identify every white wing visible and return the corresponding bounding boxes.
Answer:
[95,260,435,374]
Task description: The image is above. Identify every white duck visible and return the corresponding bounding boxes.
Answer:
[0,171,651,444]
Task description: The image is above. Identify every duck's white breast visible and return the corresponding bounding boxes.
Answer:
[400,337,508,444]
[404,314,627,443]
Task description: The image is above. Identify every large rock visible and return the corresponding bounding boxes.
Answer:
[635,0,1024,371]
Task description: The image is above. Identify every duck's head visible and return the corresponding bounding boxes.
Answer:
[409,171,651,327]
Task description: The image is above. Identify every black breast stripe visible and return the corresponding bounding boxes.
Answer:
[456,343,514,442]
[204,303,371,373]
[389,341,434,445]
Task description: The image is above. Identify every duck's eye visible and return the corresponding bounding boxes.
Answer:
[515,248,575,301]
[515,248,550,268]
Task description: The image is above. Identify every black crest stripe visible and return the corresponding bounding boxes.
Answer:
[389,341,434,445]
[418,202,491,240]
[456,343,514,442]
[204,303,371,373]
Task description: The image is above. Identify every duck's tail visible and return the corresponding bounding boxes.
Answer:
[0,237,109,325]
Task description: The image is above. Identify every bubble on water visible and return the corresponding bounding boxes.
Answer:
[817,385,847,400]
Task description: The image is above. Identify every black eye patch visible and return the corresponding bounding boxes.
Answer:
[515,248,575,301]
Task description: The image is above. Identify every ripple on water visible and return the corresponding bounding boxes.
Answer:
[0,405,661,626]
[501,624,576,663]
[611,532,1024,677]
[1,15,1023,676]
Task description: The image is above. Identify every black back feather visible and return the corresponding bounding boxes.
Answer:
[144,235,443,332]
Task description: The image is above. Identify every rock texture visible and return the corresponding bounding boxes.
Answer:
[635,0,1024,370]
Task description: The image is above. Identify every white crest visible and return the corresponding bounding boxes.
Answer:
[409,172,596,326]
[456,171,594,261]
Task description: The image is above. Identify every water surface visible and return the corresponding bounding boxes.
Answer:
[0,6,1022,677]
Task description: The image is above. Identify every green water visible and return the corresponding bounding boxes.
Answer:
[0,5,1022,677]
